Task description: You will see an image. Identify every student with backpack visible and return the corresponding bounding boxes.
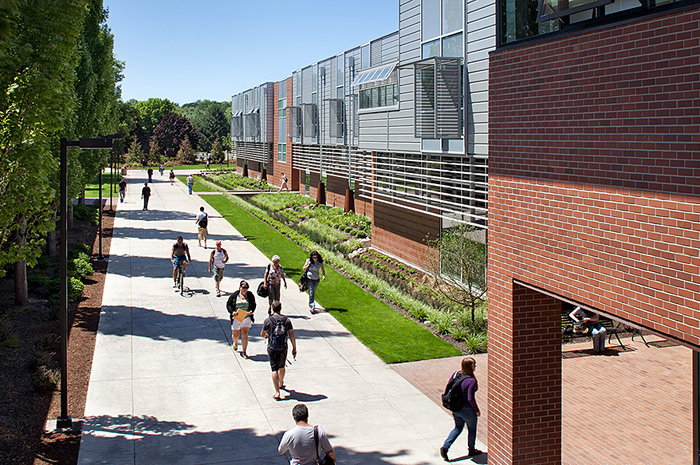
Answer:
[439,357,483,461]
[195,206,208,248]
[261,301,297,400]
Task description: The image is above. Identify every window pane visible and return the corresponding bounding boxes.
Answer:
[422,39,440,59]
[442,32,463,58]
[337,86,344,99]
[443,0,463,34]
[337,55,344,85]
[422,0,441,41]
[361,45,370,69]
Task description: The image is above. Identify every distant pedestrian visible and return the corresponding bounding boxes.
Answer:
[206,158,210,170]
[169,169,175,185]
[147,167,154,183]
[227,280,256,358]
[186,174,194,194]
[141,159,146,170]
[278,172,289,192]
[261,301,296,400]
[263,255,287,314]
[118,177,127,203]
[278,404,336,465]
[196,206,208,248]
[141,183,151,210]
[209,241,229,297]
[302,251,325,313]
[440,357,483,461]
[159,163,164,176]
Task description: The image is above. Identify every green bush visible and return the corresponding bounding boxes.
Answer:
[28,272,51,290]
[72,257,94,280]
[466,332,488,354]
[73,204,99,225]
[32,366,60,392]
[68,277,84,302]
[28,349,54,371]
[69,242,92,259]
[3,332,20,348]
[205,173,270,191]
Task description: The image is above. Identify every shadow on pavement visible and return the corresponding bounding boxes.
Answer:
[80,414,433,465]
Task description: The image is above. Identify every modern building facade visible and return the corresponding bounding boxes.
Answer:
[488,0,700,463]
[232,0,496,266]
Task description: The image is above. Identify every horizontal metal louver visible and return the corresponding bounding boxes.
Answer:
[237,142,271,164]
[414,58,462,140]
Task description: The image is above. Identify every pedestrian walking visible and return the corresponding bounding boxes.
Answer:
[159,163,164,176]
[278,172,289,192]
[186,174,194,194]
[118,176,127,203]
[169,169,175,185]
[196,206,208,248]
[206,158,210,170]
[209,241,229,297]
[141,183,151,210]
[263,255,287,314]
[147,167,154,183]
[227,280,256,358]
[440,357,483,461]
[261,301,296,400]
[302,251,325,313]
[278,404,336,465]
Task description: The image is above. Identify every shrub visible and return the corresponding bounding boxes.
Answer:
[2,332,20,348]
[69,242,92,259]
[32,366,60,392]
[34,333,60,351]
[69,277,84,302]
[28,272,51,290]
[73,204,99,225]
[465,332,488,354]
[28,349,54,371]
[72,257,94,280]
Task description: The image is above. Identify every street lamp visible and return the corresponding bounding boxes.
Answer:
[57,133,122,429]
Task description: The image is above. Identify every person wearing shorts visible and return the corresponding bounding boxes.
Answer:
[170,236,191,287]
[226,280,256,358]
[196,206,208,248]
[261,301,296,400]
[209,241,229,297]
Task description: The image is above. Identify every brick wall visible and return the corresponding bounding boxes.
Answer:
[373,202,439,265]
[488,6,700,465]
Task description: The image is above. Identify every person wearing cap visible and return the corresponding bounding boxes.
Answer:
[209,241,229,297]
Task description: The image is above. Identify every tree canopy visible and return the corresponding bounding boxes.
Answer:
[153,112,201,153]
[134,97,178,137]
[179,99,231,152]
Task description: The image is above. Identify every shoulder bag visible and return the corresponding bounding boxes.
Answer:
[313,426,335,465]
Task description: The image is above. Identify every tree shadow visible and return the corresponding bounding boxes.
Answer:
[77,414,435,465]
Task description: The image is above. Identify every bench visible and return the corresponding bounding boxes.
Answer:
[562,315,629,349]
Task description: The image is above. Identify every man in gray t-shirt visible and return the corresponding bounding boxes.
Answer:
[278,404,335,465]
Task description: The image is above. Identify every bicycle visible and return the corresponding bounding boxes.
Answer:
[175,259,188,295]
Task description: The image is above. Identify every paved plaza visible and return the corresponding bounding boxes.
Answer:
[77,169,487,465]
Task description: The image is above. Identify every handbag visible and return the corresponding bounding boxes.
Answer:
[256,281,269,298]
[299,272,308,292]
[313,426,335,465]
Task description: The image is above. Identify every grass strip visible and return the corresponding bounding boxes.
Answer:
[84,172,120,197]
[203,194,460,363]
[176,176,216,192]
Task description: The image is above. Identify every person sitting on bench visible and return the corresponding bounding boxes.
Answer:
[569,306,606,354]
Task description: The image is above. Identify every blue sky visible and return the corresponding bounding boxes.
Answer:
[104,1,399,105]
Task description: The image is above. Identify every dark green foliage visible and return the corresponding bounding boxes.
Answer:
[179,100,231,152]
[31,366,60,392]
[73,204,99,225]
[27,272,51,291]
[72,257,94,280]
[68,277,84,302]
[154,113,201,152]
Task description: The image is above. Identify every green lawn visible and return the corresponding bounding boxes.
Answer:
[203,194,460,364]
[84,172,120,197]
[177,175,216,192]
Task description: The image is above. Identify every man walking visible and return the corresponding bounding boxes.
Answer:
[278,404,336,464]
[118,176,127,203]
[186,174,194,195]
[147,167,154,183]
[141,183,151,210]
[195,206,208,248]
[208,241,229,297]
[261,301,297,400]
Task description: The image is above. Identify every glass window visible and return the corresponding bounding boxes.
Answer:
[443,0,463,34]
[337,55,344,86]
[442,32,463,58]
[312,65,318,91]
[422,0,441,41]
[337,86,344,99]
[361,45,370,70]
[422,39,440,59]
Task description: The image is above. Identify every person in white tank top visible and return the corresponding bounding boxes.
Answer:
[208,241,229,297]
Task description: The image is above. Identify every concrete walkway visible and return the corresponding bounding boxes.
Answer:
[78,169,487,465]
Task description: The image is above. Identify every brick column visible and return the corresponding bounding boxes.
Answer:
[488,282,562,465]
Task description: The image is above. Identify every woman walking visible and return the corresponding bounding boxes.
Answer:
[169,169,175,185]
[263,255,287,314]
[226,280,256,358]
[440,357,483,461]
[302,251,325,313]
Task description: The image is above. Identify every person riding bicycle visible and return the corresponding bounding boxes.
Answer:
[171,236,192,287]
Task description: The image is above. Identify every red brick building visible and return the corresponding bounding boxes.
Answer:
[488,3,700,465]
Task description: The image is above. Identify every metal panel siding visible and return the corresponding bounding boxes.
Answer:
[302,67,312,104]
[381,32,400,63]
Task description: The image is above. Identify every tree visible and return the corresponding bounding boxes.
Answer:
[210,137,224,164]
[153,113,201,154]
[179,100,230,152]
[424,224,487,322]
[118,99,148,158]
[126,139,145,166]
[134,98,179,137]
[0,0,87,305]
[147,135,162,165]
[175,136,196,165]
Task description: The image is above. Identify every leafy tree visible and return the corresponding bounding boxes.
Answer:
[175,136,196,165]
[126,139,145,166]
[424,224,487,322]
[134,98,179,137]
[147,135,162,165]
[0,0,87,304]
[153,113,201,153]
[179,100,230,152]
[210,137,224,164]
[118,99,148,157]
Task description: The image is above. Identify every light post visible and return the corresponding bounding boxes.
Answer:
[57,133,122,430]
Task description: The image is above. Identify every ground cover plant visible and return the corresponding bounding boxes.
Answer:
[202,172,271,191]
[203,194,461,363]
[176,175,216,193]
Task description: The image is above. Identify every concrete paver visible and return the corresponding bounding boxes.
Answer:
[78,169,485,465]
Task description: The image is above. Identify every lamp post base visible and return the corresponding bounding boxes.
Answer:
[56,416,72,429]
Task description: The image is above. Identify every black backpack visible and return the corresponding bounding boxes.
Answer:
[441,373,469,412]
[268,317,288,351]
[198,213,208,228]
